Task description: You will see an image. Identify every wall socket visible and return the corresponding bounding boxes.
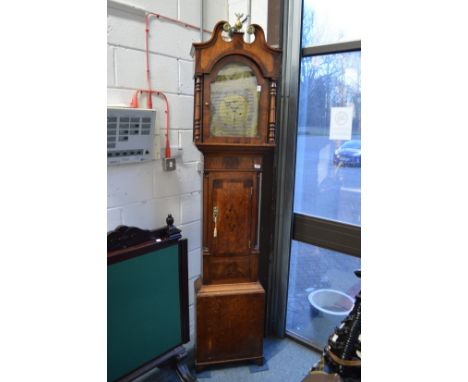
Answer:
[162,157,176,171]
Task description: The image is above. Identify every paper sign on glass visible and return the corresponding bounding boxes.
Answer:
[329,106,353,140]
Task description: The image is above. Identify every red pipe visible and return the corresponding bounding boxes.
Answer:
[145,15,153,108]
[146,12,211,35]
[144,13,210,109]
[155,90,171,159]
[132,12,211,158]
[131,89,170,158]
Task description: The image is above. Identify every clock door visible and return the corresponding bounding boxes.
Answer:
[202,55,268,145]
[208,172,257,256]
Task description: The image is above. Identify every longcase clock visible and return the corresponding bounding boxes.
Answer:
[192,20,281,371]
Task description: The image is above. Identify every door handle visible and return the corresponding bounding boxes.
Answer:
[213,206,218,238]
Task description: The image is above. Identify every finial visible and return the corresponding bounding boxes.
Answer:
[222,14,254,37]
[165,213,181,239]
[166,214,174,228]
[234,13,244,31]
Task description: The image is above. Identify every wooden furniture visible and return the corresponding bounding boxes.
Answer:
[192,20,281,371]
[301,373,344,382]
[107,217,195,382]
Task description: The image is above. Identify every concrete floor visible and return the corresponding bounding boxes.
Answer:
[137,336,321,382]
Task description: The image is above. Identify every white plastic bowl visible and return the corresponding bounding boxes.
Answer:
[308,289,354,316]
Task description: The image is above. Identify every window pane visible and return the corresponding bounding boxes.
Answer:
[294,51,361,226]
[286,241,361,348]
[302,0,361,46]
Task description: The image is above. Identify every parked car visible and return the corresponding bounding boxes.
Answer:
[333,139,361,167]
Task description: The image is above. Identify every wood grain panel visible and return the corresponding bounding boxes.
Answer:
[208,172,257,256]
[206,255,251,284]
[193,22,281,79]
[205,155,263,171]
[196,282,264,365]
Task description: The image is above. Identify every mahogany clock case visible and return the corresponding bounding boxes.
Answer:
[192,21,281,147]
[195,281,265,369]
[192,21,281,370]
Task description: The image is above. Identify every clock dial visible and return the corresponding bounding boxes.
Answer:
[210,63,259,137]
[219,95,249,127]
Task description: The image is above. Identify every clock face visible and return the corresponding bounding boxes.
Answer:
[219,95,249,127]
[210,63,259,137]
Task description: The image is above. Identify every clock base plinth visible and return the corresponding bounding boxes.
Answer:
[195,281,265,370]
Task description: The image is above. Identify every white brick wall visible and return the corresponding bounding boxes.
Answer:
[188,248,202,279]
[250,0,268,33]
[178,59,195,95]
[180,0,201,27]
[107,0,228,336]
[204,0,228,30]
[121,196,181,229]
[181,192,202,225]
[107,47,115,86]
[115,48,179,92]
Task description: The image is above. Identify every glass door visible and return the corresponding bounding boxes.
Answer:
[279,0,361,350]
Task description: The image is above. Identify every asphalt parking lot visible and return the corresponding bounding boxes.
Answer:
[294,134,361,226]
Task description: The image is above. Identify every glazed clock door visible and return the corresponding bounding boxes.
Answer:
[202,55,268,145]
[208,172,258,256]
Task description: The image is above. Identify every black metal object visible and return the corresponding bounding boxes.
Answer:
[118,346,195,382]
[309,270,361,382]
[107,214,182,252]
[178,238,191,345]
[166,213,181,239]
[107,225,155,252]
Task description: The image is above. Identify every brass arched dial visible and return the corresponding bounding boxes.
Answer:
[219,94,249,128]
[209,62,259,137]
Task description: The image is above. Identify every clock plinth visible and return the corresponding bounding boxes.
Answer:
[195,281,265,372]
[192,21,281,369]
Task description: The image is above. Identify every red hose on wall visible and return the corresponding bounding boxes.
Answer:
[130,12,210,158]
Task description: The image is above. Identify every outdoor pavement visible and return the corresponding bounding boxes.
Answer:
[286,240,361,348]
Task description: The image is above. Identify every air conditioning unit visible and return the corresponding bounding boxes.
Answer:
[107,107,159,165]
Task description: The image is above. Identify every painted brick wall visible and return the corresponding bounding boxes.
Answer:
[107,0,228,336]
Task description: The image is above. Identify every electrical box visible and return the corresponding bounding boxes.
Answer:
[163,157,176,171]
[107,107,159,165]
